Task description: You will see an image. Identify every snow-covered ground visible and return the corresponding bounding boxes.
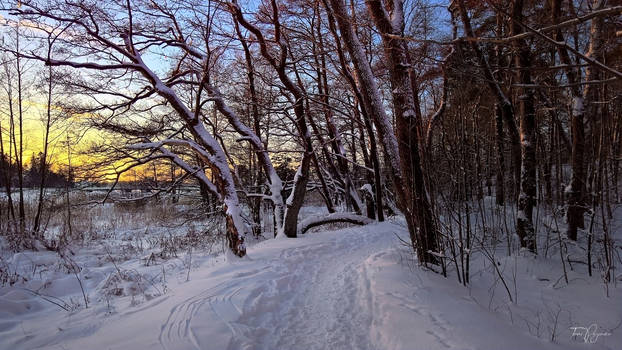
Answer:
[0,215,620,350]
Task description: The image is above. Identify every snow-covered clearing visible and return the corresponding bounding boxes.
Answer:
[1,217,620,350]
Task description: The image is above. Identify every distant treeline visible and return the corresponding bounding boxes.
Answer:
[0,152,70,189]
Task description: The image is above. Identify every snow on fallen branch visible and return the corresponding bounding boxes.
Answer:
[298,213,373,235]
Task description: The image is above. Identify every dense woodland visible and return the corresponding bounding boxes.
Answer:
[0,0,620,284]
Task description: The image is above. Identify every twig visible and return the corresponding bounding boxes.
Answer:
[19,288,70,312]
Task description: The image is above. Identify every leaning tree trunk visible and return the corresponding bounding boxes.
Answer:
[139,58,249,257]
[322,0,384,221]
[365,0,439,264]
[305,97,339,212]
[327,0,438,264]
[311,9,363,214]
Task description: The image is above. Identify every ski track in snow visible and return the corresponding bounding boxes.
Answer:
[159,227,385,350]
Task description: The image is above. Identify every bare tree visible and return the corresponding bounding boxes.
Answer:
[511,0,537,253]
[325,0,439,264]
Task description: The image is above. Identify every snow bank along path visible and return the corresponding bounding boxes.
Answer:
[2,221,617,350]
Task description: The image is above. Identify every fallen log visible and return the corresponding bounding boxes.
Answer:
[298,212,374,235]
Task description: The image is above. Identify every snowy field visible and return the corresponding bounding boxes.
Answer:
[0,203,620,350]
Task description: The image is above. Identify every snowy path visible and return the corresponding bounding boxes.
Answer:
[160,224,385,350]
[2,221,619,350]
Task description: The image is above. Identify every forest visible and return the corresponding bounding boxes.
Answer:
[0,0,620,349]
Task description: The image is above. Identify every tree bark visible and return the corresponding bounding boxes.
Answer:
[512,0,537,253]
[565,0,605,240]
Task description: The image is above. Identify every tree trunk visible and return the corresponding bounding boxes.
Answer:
[495,103,505,206]
[312,10,362,214]
[365,0,438,264]
[225,207,246,257]
[232,0,315,238]
[456,0,521,201]
[328,0,438,264]
[0,82,16,228]
[512,0,537,253]
[566,0,604,240]
[33,63,54,234]
[322,1,384,221]
[15,30,26,238]
[283,155,312,237]
[305,100,339,212]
